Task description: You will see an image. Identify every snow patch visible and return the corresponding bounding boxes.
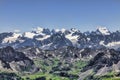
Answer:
[65,33,79,46]
[99,41,105,45]
[87,38,90,41]
[71,28,79,32]
[61,28,66,33]
[33,27,44,34]
[97,27,110,35]
[105,41,120,49]
[55,29,60,32]
[24,32,36,38]
[2,33,21,43]
[65,34,78,42]
[41,43,52,50]
[36,35,50,41]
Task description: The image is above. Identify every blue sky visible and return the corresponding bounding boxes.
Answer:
[0,0,120,32]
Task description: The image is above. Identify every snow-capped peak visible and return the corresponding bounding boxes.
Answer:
[51,29,60,34]
[23,32,36,38]
[96,27,110,35]
[55,29,60,32]
[70,28,79,32]
[52,28,66,33]
[61,28,66,33]
[2,33,21,43]
[33,27,44,34]
[1,27,120,50]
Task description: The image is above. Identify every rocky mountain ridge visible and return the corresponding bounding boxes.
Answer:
[0,27,120,50]
[0,46,37,73]
[0,27,120,80]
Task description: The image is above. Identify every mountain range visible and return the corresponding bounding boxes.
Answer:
[0,27,120,50]
[0,27,120,80]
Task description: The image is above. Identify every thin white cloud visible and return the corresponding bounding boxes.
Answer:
[14,29,20,33]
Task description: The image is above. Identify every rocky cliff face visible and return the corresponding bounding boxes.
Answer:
[79,49,120,80]
[1,46,120,80]
[0,46,37,73]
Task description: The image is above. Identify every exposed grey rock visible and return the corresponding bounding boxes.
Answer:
[79,49,120,79]
[0,46,38,73]
[0,27,120,50]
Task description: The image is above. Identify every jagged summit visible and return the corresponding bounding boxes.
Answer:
[96,27,110,35]
[70,28,80,32]
[0,27,120,50]
[33,27,44,33]
[32,27,51,35]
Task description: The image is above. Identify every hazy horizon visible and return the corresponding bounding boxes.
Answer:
[0,0,120,32]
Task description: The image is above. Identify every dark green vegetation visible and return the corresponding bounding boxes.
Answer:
[22,58,87,80]
[0,46,89,80]
[2,46,120,80]
[0,58,87,80]
[79,49,120,80]
[0,72,22,80]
